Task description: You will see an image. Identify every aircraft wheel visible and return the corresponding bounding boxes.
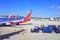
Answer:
[16,23,19,25]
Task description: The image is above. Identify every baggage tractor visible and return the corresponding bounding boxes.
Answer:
[31,26,40,33]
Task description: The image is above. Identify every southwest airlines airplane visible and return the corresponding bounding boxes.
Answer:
[0,10,31,25]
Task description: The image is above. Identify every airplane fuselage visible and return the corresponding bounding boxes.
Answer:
[0,17,25,25]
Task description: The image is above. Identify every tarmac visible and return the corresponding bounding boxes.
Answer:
[0,19,60,40]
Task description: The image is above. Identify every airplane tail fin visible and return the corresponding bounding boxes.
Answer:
[23,10,32,22]
[14,16,19,20]
[8,14,13,18]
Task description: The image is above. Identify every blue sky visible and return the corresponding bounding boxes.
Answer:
[0,0,60,17]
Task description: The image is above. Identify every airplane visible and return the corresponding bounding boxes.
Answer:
[0,10,32,25]
[8,14,13,18]
[0,14,13,18]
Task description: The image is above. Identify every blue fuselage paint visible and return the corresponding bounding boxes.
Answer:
[0,17,25,22]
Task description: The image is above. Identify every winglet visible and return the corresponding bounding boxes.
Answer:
[23,10,32,22]
[8,14,13,18]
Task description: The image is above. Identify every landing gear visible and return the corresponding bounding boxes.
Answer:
[28,19,30,21]
[16,23,19,25]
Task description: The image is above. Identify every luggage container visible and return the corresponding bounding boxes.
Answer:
[48,25,56,30]
[48,26,53,33]
[54,27,60,33]
[42,27,49,33]
[42,26,53,33]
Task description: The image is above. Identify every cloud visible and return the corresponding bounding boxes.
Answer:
[50,6,60,10]
[56,6,60,9]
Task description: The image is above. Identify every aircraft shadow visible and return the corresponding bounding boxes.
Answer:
[0,25,12,27]
[0,30,23,40]
[18,23,32,25]
[0,23,33,27]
